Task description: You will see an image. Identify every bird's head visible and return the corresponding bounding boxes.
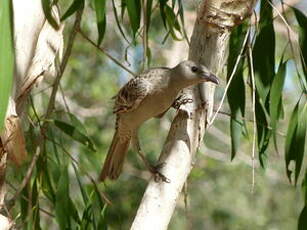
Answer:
[173,60,219,86]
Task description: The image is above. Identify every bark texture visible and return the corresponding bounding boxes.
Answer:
[131,1,256,229]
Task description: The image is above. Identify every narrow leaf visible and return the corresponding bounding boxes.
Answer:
[111,0,130,43]
[53,119,96,151]
[165,5,182,41]
[255,97,271,167]
[227,24,247,159]
[269,60,287,151]
[97,204,108,230]
[285,101,299,183]
[292,7,307,85]
[41,0,59,30]
[72,163,89,205]
[146,0,153,33]
[253,0,275,103]
[294,102,307,183]
[126,0,141,38]
[94,0,107,45]
[61,0,84,21]
[159,0,167,28]
[0,0,14,131]
[298,206,307,230]
[55,167,70,229]
[284,101,307,184]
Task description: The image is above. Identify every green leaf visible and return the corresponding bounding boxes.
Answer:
[285,100,307,184]
[94,0,107,45]
[294,102,307,183]
[164,5,182,41]
[292,7,307,85]
[121,0,126,19]
[159,0,168,28]
[97,204,108,230]
[20,185,30,221]
[269,60,287,151]
[61,0,84,21]
[69,198,81,224]
[227,24,247,159]
[53,119,96,152]
[111,0,130,44]
[253,24,275,103]
[251,1,275,162]
[0,0,14,131]
[55,167,71,229]
[302,170,307,205]
[81,204,93,228]
[253,0,275,103]
[298,206,307,230]
[146,0,153,33]
[41,0,59,30]
[32,179,42,230]
[126,0,141,38]
[72,163,89,205]
[255,97,271,167]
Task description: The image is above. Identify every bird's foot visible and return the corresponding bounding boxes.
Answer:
[173,95,193,110]
[148,163,170,183]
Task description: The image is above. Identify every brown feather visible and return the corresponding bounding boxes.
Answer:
[99,129,131,181]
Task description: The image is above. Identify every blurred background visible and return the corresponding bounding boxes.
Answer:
[7,0,307,229]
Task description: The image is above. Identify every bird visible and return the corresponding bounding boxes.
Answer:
[99,60,219,182]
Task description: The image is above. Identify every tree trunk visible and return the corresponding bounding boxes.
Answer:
[131,1,256,229]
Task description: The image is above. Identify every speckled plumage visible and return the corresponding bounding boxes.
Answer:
[99,61,219,181]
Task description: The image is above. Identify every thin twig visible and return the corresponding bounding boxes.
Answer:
[142,0,148,70]
[208,28,250,126]
[8,147,40,207]
[268,0,295,35]
[280,0,306,92]
[44,8,83,120]
[78,29,137,77]
[248,42,256,194]
[6,181,55,217]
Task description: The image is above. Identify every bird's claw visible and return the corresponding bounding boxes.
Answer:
[149,163,170,183]
[173,96,193,110]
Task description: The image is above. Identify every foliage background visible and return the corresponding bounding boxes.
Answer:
[4,0,307,229]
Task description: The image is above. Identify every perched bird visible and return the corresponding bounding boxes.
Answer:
[99,60,219,182]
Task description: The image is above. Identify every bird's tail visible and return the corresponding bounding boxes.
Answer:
[99,130,131,181]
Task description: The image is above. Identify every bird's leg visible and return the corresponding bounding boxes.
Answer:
[172,94,193,110]
[133,134,170,183]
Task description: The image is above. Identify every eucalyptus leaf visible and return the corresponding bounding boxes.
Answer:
[61,0,84,21]
[55,167,70,229]
[0,0,14,131]
[292,7,307,86]
[126,0,141,38]
[269,60,287,152]
[41,0,59,30]
[227,24,247,159]
[94,0,107,45]
[53,119,96,152]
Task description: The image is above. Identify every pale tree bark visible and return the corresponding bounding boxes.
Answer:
[0,1,63,228]
[131,1,256,229]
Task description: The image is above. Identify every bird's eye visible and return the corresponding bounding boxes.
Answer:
[191,66,198,72]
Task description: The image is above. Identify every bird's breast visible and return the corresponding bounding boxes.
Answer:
[120,86,178,129]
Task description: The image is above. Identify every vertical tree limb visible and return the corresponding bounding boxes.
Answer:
[131,1,256,229]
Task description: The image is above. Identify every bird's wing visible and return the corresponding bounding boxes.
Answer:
[113,76,150,114]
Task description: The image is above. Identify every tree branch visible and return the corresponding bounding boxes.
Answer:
[131,1,257,229]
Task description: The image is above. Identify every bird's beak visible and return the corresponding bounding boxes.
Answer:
[200,71,219,85]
